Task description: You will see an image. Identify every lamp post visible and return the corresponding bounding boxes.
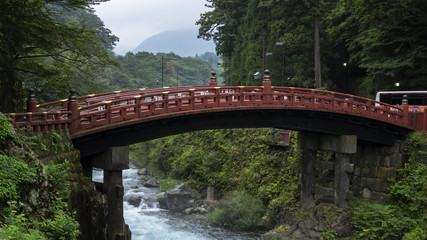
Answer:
[161,56,178,87]
[176,67,179,86]
[262,40,284,74]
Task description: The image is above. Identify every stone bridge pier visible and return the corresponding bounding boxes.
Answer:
[82,146,131,240]
[298,133,357,208]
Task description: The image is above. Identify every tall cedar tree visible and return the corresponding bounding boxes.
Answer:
[0,0,116,113]
[198,0,427,96]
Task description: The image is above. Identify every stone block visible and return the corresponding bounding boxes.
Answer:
[366,178,390,193]
[382,156,391,167]
[359,177,368,188]
[362,188,371,199]
[354,167,361,176]
[377,167,396,179]
[390,153,403,167]
[363,145,379,156]
[314,186,334,197]
[299,133,357,154]
[369,157,382,167]
[345,163,354,173]
[370,191,389,203]
[361,167,370,177]
[92,146,130,171]
[313,160,334,170]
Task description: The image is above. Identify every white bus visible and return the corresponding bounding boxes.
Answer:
[376,91,427,112]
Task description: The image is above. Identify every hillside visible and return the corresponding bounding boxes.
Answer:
[132,29,216,57]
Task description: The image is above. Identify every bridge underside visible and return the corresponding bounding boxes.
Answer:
[73,109,410,157]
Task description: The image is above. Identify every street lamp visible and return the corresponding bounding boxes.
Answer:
[176,67,179,86]
[262,40,284,72]
[161,56,178,87]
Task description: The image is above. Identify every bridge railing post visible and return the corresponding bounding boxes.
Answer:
[105,101,112,124]
[401,94,410,126]
[209,71,217,87]
[422,111,427,132]
[262,69,273,104]
[68,89,80,135]
[189,89,195,110]
[26,88,38,113]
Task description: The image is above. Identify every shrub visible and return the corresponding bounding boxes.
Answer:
[0,112,13,141]
[0,213,46,240]
[0,224,47,240]
[207,190,265,231]
[352,200,416,240]
[0,155,37,202]
[41,204,80,240]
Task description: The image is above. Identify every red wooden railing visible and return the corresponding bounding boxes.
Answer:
[4,73,427,137]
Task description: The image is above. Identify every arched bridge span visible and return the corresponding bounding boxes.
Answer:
[6,76,426,157]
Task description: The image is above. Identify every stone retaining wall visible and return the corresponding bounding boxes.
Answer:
[351,140,404,202]
[33,130,109,240]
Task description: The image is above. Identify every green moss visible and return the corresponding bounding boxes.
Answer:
[0,112,13,141]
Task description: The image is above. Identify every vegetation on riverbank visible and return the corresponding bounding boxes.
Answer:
[351,132,427,240]
[130,128,301,230]
[0,113,80,239]
[131,129,427,238]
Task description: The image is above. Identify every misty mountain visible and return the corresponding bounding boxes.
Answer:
[132,28,216,57]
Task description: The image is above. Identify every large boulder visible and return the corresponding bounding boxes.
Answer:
[157,194,168,209]
[128,195,142,207]
[143,177,159,188]
[164,183,195,212]
[137,168,148,175]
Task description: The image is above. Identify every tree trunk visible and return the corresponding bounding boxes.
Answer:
[314,0,322,89]
[0,58,24,113]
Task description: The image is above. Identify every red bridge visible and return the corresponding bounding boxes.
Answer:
[6,73,426,157]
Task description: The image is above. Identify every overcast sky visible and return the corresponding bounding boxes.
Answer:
[93,0,211,55]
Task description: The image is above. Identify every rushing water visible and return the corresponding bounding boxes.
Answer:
[93,165,260,240]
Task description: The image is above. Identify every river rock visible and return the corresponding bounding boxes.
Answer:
[143,177,159,188]
[164,183,195,212]
[157,194,168,209]
[128,195,142,207]
[184,206,208,215]
[137,168,148,175]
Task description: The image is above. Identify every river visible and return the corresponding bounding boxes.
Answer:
[93,165,260,240]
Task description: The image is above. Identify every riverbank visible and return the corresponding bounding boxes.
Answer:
[130,129,427,239]
[94,165,261,239]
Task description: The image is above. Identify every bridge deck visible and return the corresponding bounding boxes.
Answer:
[5,79,426,145]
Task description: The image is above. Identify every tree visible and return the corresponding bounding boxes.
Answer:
[0,0,117,112]
[327,0,427,96]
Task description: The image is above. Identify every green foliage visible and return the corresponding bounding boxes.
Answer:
[207,190,265,231]
[94,52,213,91]
[0,124,81,240]
[352,132,427,240]
[41,204,80,240]
[0,214,46,240]
[0,113,13,141]
[0,155,37,203]
[159,177,181,192]
[131,129,301,229]
[352,200,416,240]
[0,0,117,111]
[0,224,46,240]
[319,205,342,240]
[198,0,427,96]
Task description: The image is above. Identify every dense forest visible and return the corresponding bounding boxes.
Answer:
[0,0,220,113]
[93,51,222,92]
[2,1,427,113]
[197,0,427,96]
